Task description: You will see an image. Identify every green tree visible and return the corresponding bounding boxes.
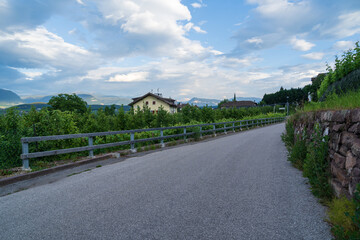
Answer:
[48,93,87,114]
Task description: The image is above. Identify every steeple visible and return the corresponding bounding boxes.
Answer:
[233,93,236,102]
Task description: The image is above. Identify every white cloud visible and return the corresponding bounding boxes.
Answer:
[301,52,324,60]
[291,37,315,51]
[76,0,85,5]
[0,26,95,69]
[108,71,149,82]
[191,3,202,8]
[246,37,263,45]
[193,26,206,34]
[333,41,354,51]
[322,11,360,38]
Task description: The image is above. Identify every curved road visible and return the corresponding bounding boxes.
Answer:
[0,123,332,240]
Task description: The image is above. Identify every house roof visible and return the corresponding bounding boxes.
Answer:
[221,101,257,108]
[129,92,177,107]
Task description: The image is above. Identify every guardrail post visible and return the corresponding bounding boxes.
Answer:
[183,127,187,142]
[130,132,136,153]
[200,126,203,139]
[224,124,227,134]
[213,124,216,136]
[160,130,165,148]
[88,137,94,158]
[22,142,30,171]
[239,121,242,131]
[247,120,249,130]
[232,123,235,133]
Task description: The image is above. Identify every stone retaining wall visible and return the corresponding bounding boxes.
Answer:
[292,109,360,197]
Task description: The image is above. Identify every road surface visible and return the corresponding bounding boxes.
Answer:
[0,123,332,239]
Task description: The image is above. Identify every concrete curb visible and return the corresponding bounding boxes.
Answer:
[0,154,114,187]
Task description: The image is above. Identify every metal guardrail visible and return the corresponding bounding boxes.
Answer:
[20,117,285,170]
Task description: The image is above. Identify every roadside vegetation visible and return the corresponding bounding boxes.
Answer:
[0,94,284,171]
[281,41,360,239]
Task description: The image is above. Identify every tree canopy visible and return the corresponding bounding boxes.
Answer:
[48,94,88,114]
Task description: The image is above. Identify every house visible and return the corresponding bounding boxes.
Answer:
[129,92,177,114]
[220,101,257,109]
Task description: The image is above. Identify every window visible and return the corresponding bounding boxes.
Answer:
[153,101,156,105]
[146,101,149,105]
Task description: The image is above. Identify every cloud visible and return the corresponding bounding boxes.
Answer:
[301,52,324,60]
[320,11,360,38]
[192,26,206,34]
[107,71,149,82]
[333,40,355,51]
[291,37,315,51]
[191,3,202,8]
[246,37,263,45]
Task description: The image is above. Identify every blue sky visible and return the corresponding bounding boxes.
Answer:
[1,0,360,101]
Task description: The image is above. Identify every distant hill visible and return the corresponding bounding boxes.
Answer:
[185,97,221,107]
[22,94,131,106]
[0,89,22,104]
[184,97,262,107]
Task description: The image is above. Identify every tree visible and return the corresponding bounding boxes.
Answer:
[48,94,87,114]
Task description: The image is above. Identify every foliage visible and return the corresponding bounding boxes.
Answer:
[288,136,307,170]
[320,69,360,101]
[303,123,332,200]
[318,41,360,99]
[281,119,295,152]
[304,90,360,112]
[331,184,360,240]
[0,101,285,169]
[261,86,308,105]
[48,93,88,114]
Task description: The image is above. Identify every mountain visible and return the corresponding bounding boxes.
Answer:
[184,96,262,107]
[0,89,22,107]
[22,94,131,106]
[185,97,221,107]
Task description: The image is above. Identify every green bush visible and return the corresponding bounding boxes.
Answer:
[281,119,295,151]
[331,184,360,239]
[318,41,360,99]
[288,136,307,170]
[303,123,332,200]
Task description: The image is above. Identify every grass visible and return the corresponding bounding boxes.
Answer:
[304,90,360,112]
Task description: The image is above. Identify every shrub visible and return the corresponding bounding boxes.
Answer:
[281,119,295,151]
[331,184,360,239]
[303,123,332,200]
[288,136,307,170]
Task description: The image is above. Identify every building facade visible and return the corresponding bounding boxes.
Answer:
[129,92,177,114]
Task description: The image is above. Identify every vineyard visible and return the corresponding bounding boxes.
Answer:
[0,104,284,171]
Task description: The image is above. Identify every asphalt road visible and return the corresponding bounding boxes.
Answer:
[0,123,332,240]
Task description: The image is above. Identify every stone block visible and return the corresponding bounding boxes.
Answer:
[332,110,349,122]
[339,145,349,156]
[346,151,357,170]
[351,139,360,158]
[352,167,360,178]
[321,111,333,122]
[350,109,360,122]
[341,132,358,148]
[331,179,347,198]
[333,124,345,132]
[331,162,349,187]
[349,179,360,196]
[334,153,346,168]
[348,123,360,134]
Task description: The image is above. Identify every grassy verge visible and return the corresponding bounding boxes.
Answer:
[282,117,360,239]
[304,90,360,112]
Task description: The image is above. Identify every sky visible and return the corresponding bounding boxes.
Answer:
[1,0,360,101]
